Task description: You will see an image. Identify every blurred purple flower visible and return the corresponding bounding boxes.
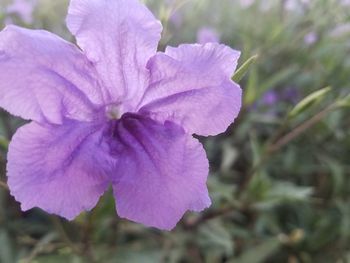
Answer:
[257,87,299,112]
[340,0,350,6]
[164,0,183,28]
[285,0,299,11]
[285,0,311,11]
[261,91,278,106]
[238,0,276,11]
[304,32,317,45]
[282,87,300,103]
[6,0,36,24]
[239,0,255,8]
[4,17,14,26]
[197,27,220,44]
[0,0,242,230]
[329,22,350,38]
[169,11,183,29]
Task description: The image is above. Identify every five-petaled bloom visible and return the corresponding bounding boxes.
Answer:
[0,0,241,230]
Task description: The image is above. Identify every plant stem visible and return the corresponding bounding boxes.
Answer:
[0,180,8,191]
[0,112,12,139]
[183,205,239,229]
[239,103,337,195]
[268,104,335,153]
[51,216,82,256]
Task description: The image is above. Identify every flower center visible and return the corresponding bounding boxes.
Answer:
[105,104,121,120]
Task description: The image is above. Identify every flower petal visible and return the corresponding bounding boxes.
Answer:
[0,25,102,124]
[139,43,242,136]
[67,0,162,110]
[112,114,211,230]
[7,121,113,220]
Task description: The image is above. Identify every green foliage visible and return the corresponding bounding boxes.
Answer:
[231,238,281,263]
[288,87,332,118]
[0,0,350,262]
[232,54,259,83]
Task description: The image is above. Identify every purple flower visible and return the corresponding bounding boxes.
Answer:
[304,32,317,46]
[285,0,310,11]
[282,87,300,103]
[261,91,278,106]
[239,0,255,8]
[169,11,183,29]
[0,0,241,230]
[340,0,350,6]
[6,0,36,24]
[197,27,220,44]
[329,22,350,38]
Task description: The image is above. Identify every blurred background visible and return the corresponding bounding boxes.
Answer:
[0,0,350,262]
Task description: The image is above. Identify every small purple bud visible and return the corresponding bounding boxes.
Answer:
[6,0,36,24]
[304,32,318,45]
[197,27,220,44]
[261,91,278,106]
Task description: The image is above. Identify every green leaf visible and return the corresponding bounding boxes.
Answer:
[268,182,313,200]
[111,249,163,263]
[335,94,350,108]
[259,65,299,93]
[232,54,259,83]
[249,132,263,167]
[0,230,14,263]
[244,65,259,105]
[0,135,9,151]
[30,255,80,263]
[20,233,58,263]
[253,184,312,210]
[246,172,272,202]
[198,220,234,257]
[228,238,281,263]
[288,86,332,118]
